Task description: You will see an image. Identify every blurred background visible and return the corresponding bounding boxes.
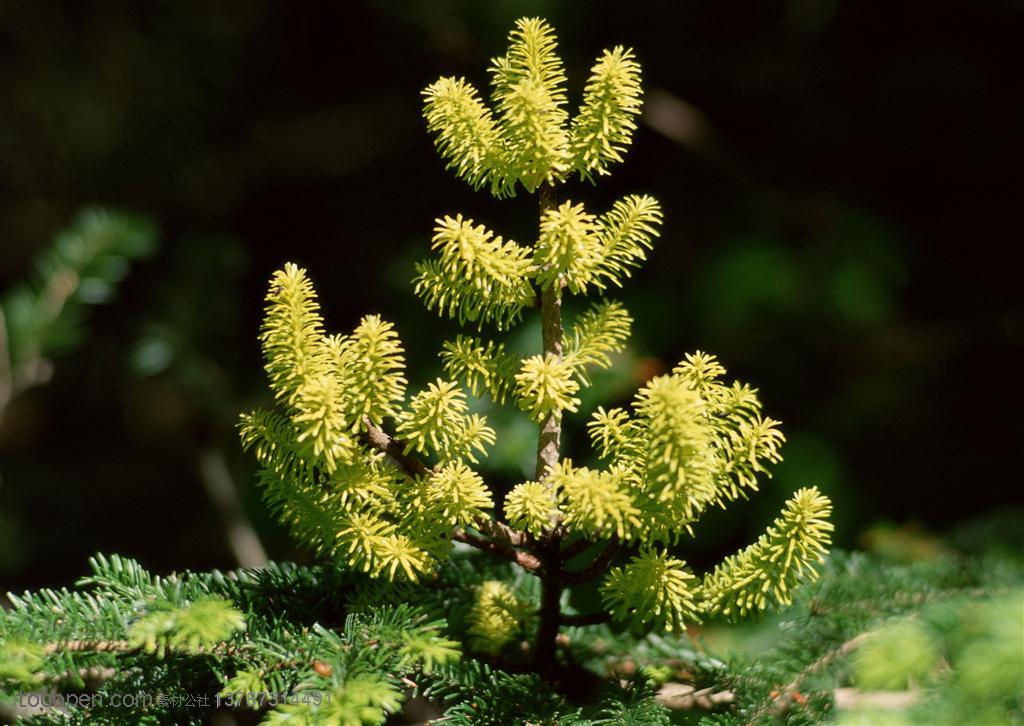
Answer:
[1,0,1021,590]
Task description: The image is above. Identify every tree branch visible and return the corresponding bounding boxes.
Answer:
[533,183,566,674]
[451,528,543,573]
[363,417,546,576]
[362,416,433,477]
[559,537,620,586]
[42,640,136,655]
[475,517,532,549]
[362,417,538,550]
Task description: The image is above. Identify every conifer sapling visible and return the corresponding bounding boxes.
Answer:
[240,16,834,673]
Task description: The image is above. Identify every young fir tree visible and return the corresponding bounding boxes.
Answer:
[240,16,833,668]
[0,18,851,725]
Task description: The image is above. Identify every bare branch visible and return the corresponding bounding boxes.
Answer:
[533,183,567,674]
[475,517,532,549]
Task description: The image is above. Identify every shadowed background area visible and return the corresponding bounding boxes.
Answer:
[1,0,1021,590]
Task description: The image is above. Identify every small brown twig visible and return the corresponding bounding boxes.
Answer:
[362,417,433,477]
[475,518,532,549]
[657,682,736,711]
[362,417,544,570]
[451,528,542,573]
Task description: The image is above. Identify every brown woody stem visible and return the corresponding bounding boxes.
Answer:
[363,417,433,477]
[533,183,567,674]
[534,184,563,484]
[451,528,542,573]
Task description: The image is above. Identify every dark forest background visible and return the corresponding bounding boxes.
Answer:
[1,0,1021,590]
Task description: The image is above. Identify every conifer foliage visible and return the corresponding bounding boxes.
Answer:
[244,15,833,659]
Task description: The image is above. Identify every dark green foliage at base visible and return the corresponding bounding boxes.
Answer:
[3,536,1022,724]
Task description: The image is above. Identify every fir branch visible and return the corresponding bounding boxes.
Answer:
[569,46,644,181]
[601,550,703,634]
[440,334,520,404]
[560,537,620,586]
[227,17,841,695]
[41,640,136,655]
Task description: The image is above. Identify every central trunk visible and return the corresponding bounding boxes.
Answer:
[533,183,565,673]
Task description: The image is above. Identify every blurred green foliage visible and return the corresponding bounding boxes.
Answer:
[0,208,155,411]
[845,594,1024,724]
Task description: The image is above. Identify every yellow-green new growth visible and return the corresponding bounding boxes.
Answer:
[504,481,559,535]
[414,214,534,330]
[564,300,632,377]
[570,47,643,180]
[601,550,702,634]
[467,581,534,656]
[243,265,504,582]
[489,18,570,193]
[395,378,496,463]
[440,335,520,404]
[550,460,641,540]
[129,598,245,658]
[422,18,644,197]
[702,487,834,619]
[421,461,493,527]
[259,264,407,472]
[514,353,580,422]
